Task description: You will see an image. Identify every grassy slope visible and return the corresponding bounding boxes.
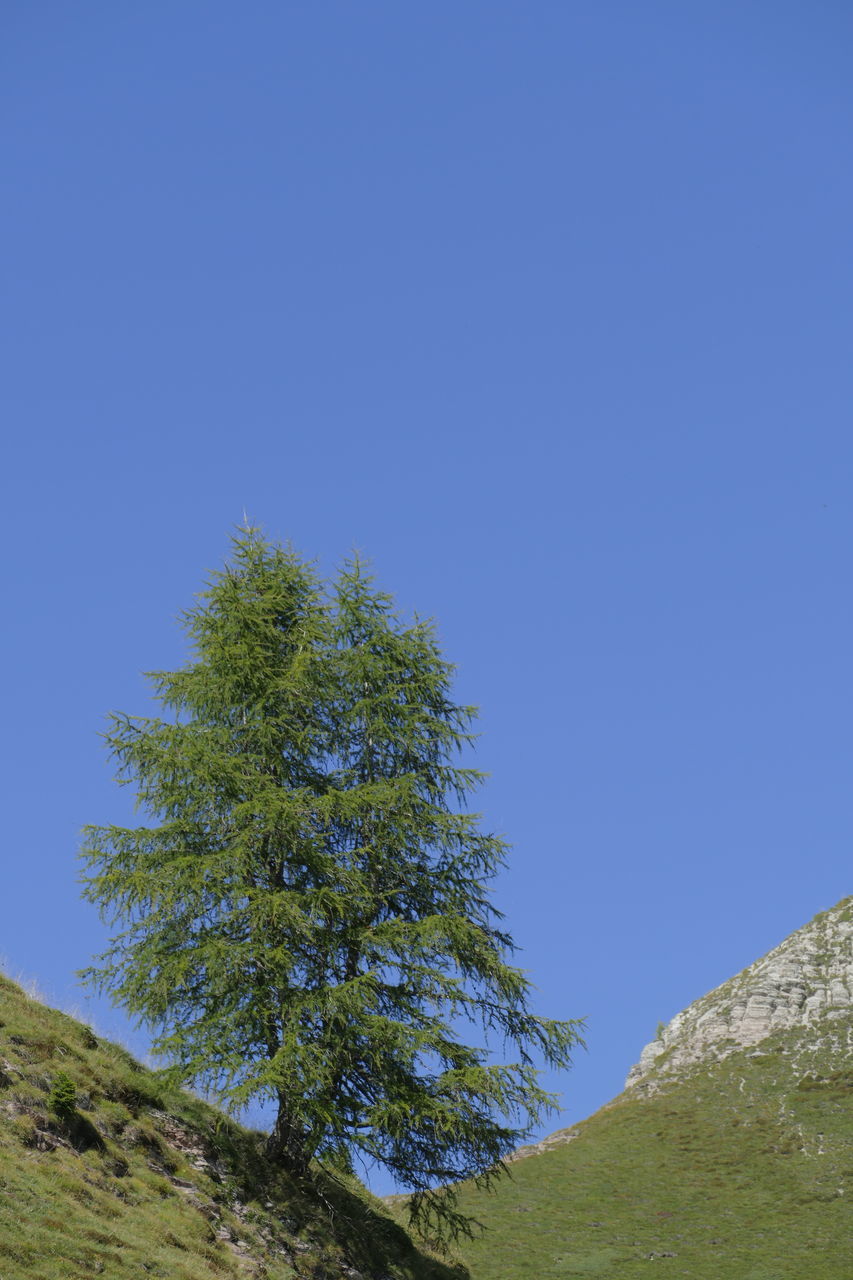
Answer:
[0,975,466,1280]
[443,1030,852,1279]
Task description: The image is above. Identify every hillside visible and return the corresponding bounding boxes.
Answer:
[440,897,853,1279]
[3,902,851,1280]
[0,974,464,1280]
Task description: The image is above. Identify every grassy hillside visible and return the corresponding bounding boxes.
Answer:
[3,898,850,1280]
[436,911,853,1280]
[443,1034,851,1278]
[0,974,465,1280]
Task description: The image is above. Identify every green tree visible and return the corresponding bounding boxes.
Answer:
[48,1071,78,1121]
[81,529,581,1237]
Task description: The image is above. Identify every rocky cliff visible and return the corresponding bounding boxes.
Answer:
[625,896,853,1090]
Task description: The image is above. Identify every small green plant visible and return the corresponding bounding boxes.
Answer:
[48,1070,78,1120]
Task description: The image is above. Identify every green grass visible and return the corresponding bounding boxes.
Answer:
[3,937,850,1279]
[433,1031,852,1279]
[0,974,465,1280]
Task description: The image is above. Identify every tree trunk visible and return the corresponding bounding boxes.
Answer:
[267,1095,311,1176]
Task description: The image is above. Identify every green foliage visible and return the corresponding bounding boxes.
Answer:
[48,1072,77,1120]
[80,528,581,1239]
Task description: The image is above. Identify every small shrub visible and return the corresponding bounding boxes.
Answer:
[49,1071,78,1120]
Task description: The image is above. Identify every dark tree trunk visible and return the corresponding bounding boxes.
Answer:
[267,1095,311,1176]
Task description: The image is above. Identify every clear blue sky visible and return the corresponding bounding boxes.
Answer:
[3,3,851,1192]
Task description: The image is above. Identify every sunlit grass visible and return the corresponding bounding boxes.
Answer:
[0,972,464,1280]
[428,1032,852,1278]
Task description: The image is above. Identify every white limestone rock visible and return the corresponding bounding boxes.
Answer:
[625,896,853,1090]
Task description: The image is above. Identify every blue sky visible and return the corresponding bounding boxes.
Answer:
[3,3,852,1192]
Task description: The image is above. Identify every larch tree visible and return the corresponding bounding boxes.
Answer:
[81,528,581,1238]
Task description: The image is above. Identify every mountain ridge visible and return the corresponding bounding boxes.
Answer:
[625,896,853,1091]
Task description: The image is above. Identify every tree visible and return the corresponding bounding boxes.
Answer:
[81,528,582,1237]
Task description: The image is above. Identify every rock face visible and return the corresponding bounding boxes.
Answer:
[625,897,853,1090]
[508,1126,579,1162]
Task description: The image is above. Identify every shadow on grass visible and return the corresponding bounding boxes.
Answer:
[205,1121,470,1280]
[313,1169,470,1280]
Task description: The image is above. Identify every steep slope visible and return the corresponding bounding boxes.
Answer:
[442,897,853,1279]
[0,974,464,1280]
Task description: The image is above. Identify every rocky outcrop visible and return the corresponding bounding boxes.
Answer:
[507,1126,579,1163]
[625,897,852,1089]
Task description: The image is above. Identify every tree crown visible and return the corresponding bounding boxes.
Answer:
[81,528,582,1239]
